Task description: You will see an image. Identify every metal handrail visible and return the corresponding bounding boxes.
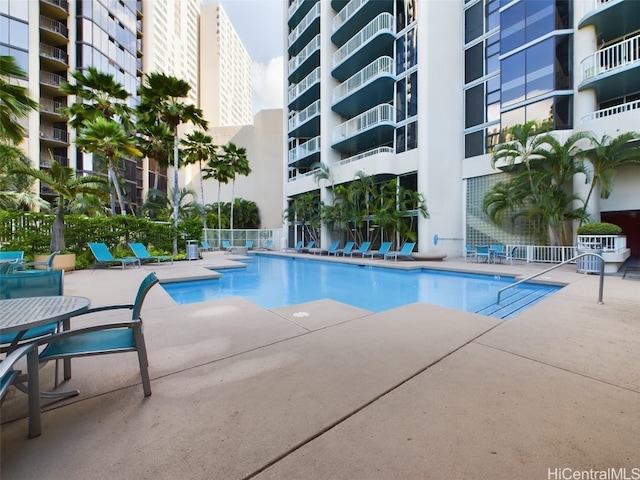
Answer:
[496,253,605,305]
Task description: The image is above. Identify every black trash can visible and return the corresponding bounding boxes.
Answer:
[576,242,603,274]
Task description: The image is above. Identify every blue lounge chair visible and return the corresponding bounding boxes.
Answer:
[331,241,354,256]
[363,241,392,258]
[285,241,303,252]
[384,242,415,261]
[255,240,273,251]
[297,241,315,253]
[496,246,517,265]
[0,251,24,262]
[245,240,253,250]
[349,241,371,257]
[129,243,173,264]
[221,240,234,254]
[200,240,213,251]
[88,242,141,269]
[311,241,339,255]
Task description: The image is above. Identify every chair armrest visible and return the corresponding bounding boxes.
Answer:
[77,304,134,315]
[0,343,37,378]
[36,320,139,346]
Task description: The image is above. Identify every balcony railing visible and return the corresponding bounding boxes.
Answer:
[333,13,394,67]
[288,35,320,74]
[576,235,626,252]
[39,98,66,115]
[40,43,68,64]
[333,56,394,103]
[332,103,394,142]
[40,15,68,37]
[40,154,67,168]
[288,0,303,18]
[40,126,68,143]
[288,136,321,164]
[333,0,366,32]
[40,71,66,88]
[580,0,613,19]
[41,0,69,11]
[289,100,321,132]
[288,67,321,104]
[288,2,320,46]
[580,99,640,123]
[581,34,640,82]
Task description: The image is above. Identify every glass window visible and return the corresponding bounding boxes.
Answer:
[465,130,484,158]
[465,84,484,128]
[525,0,554,43]
[526,97,553,125]
[9,0,27,21]
[501,51,525,106]
[407,121,417,150]
[407,72,417,117]
[10,47,28,73]
[555,35,571,90]
[396,126,406,154]
[396,79,406,122]
[487,0,500,31]
[553,96,571,129]
[500,1,525,53]
[0,15,8,44]
[465,42,483,83]
[486,33,500,74]
[0,2,7,15]
[465,2,483,44]
[501,106,525,130]
[526,38,554,99]
[9,18,28,50]
[406,28,417,69]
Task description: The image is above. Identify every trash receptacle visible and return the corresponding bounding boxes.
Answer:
[186,240,198,261]
[576,242,602,274]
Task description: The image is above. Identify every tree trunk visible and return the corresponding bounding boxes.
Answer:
[199,159,207,239]
[230,179,235,245]
[51,204,65,253]
[172,132,179,255]
[108,169,116,215]
[109,163,127,215]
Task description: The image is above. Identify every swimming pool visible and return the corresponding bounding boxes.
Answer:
[161,255,560,319]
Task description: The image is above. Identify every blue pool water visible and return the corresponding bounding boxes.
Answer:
[162,255,560,319]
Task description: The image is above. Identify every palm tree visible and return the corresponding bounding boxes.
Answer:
[0,56,39,144]
[0,143,48,210]
[11,159,107,252]
[580,132,640,225]
[182,130,217,234]
[137,73,208,254]
[220,142,250,244]
[60,67,134,214]
[202,152,233,233]
[136,122,173,190]
[75,117,142,215]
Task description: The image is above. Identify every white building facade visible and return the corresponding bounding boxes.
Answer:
[284,0,640,258]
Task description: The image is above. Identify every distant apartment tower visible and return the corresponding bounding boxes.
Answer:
[199,2,252,127]
[1,0,144,208]
[285,0,640,257]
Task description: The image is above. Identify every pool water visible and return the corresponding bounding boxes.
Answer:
[161,255,560,319]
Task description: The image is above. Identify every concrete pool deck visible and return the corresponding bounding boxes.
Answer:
[1,251,639,479]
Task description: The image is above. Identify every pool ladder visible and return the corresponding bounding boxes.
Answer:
[496,252,605,305]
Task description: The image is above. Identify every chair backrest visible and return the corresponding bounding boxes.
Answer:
[378,242,392,254]
[221,240,230,248]
[88,242,115,261]
[465,244,473,253]
[491,244,504,253]
[0,251,24,262]
[476,245,489,255]
[43,251,58,270]
[306,241,315,249]
[201,240,211,249]
[357,241,371,253]
[245,240,253,248]
[0,262,15,274]
[293,241,303,249]
[343,241,355,253]
[0,270,64,300]
[400,242,415,255]
[264,240,273,249]
[131,273,160,320]
[129,243,151,259]
[327,241,339,252]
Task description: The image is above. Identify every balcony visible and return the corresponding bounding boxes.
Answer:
[288,0,318,29]
[332,13,394,81]
[579,0,640,42]
[39,71,66,91]
[40,154,68,169]
[288,136,321,168]
[137,0,143,18]
[40,125,69,145]
[39,97,66,118]
[579,34,640,100]
[39,15,68,43]
[580,98,640,123]
[332,56,394,117]
[332,103,395,155]
[288,35,320,83]
[288,67,321,110]
[332,0,393,46]
[40,43,68,68]
[40,0,69,19]
[289,100,321,138]
[288,2,321,56]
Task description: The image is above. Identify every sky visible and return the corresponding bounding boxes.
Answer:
[216,0,286,115]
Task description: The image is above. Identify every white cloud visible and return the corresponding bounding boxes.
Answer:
[252,56,284,114]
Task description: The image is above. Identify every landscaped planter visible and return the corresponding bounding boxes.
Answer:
[34,253,76,272]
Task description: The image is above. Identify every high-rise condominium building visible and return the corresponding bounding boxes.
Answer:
[2,0,144,208]
[285,0,640,257]
[199,2,252,127]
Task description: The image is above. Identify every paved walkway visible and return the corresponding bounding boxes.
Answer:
[1,252,639,479]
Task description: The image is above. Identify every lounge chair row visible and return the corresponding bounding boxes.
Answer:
[88,242,173,269]
[290,241,416,260]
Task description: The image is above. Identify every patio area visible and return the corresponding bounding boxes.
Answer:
[2,251,639,479]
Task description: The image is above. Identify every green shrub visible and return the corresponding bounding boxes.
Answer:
[577,222,622,235]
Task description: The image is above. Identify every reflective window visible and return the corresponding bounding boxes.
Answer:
[8,18,28,50]
[526,38,554,99]
[8,0,27,21]
[0,15,8,44]
[465,84,484,128]
[501,52,525,107]
[396,78,406,122]
[465,130,484,158]
[525,0,554,43]
[396,126,406,154]
[407,121,417,150]
[465,42,483,83]
[465,2,483,44]
[407,72,417,117]
[500,1,525,53]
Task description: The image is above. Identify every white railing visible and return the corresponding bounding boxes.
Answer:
[40,15,68,37]
[580,99,640,123]
[580,0,613,19]
[40,43,68,63]
[288,99,321,132]
[335,146,395,167]
[332,103,394,143]
[39,98,65,115]
[581,34,640,82]
[333,0,366,32]
[288,2,321,45]
[288,136,321,164]
[333,56,394,103]
[333,13,394,67]
[576,235,626,252]
[288,0,303,19]
[288,67,321,104]
[203,229,285,250]
[288,35,320,74]
[40,71,66,87]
